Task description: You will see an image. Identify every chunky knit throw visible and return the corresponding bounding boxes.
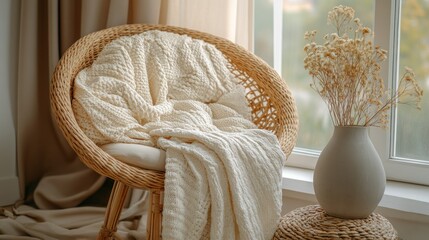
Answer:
[72,30,285,240]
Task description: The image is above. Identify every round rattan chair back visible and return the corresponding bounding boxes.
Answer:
[50,24,298,239]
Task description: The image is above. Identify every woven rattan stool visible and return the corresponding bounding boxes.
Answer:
[273,205,399,240]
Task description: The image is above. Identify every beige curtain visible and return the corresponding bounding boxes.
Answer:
[1,0,252,239]
[160,0,252,49]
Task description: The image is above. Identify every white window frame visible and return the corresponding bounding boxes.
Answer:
[259,0,429,186]
[372,0,429,185]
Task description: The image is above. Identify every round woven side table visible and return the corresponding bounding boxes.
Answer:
[273,205,399,240]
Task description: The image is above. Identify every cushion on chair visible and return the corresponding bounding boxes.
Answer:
[100,143,166,171]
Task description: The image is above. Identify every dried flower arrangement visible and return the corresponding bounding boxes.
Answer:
[303,5,423,127]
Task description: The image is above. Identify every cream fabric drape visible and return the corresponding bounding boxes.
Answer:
[0,0,252,239]
[160,0,252,49]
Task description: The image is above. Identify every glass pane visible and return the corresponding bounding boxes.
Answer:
[394,0,429,161]
[255,0,374,151]
[254,0,274,66]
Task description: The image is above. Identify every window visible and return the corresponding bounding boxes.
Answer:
[392,0,429,162]
[254,0,429,185]
[376,0,429,185]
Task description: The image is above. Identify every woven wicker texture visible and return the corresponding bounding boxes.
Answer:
[50,24,299,239]
[273,205,399,240]
[50,24,299,191]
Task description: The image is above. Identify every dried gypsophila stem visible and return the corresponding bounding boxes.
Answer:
[303,5,423,128]
[365,68,424,126]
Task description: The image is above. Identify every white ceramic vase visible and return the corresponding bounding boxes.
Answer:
[313,126,386,219]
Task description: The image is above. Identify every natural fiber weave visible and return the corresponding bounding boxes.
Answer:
[50,24,299,190]
[50,24,299,239]
[273,205,399,240]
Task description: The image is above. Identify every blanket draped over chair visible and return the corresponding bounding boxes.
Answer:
[75,30,285,239]
[0,29,287,240]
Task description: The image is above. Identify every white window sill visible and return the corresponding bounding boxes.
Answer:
[282,166,429,217]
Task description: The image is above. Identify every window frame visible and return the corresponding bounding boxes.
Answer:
[372,0,429,185]
[255,0,429,186]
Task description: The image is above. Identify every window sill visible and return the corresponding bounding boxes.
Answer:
[281,166,429,217]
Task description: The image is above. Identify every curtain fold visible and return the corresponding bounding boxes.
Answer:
[1,0,253,239]
[160,0,251,49]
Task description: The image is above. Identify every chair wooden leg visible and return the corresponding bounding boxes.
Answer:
[146,190,163,240]
[97,181,130,240]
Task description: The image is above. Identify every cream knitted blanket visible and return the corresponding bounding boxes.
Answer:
[72,30,285,240]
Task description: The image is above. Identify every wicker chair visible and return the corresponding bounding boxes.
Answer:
[50,24,299,240]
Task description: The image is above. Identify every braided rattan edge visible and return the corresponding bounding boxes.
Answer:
[273,205,399,240]
[50,24,299,190]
